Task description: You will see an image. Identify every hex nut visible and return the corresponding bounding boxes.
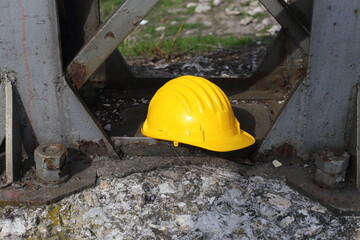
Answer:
[38,169,62,183]
[315,168,346,188]
[35,144,67,170]
[34,144,67,183]
[314,148,349,173]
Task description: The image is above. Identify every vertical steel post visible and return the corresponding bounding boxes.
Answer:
[357,85,360,190]
[0,0,117,156]
[0,80,5,145]
[5,79,22,183]
[260,0,360,156]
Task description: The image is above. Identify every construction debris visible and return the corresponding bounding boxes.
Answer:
[0,164,358,239]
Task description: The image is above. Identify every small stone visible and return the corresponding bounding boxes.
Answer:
[104,124,111,131]
[240,16,253,25]
[195,3,211,13]
[161,170,180,180]
[0,218,26,237]
[248,6,264,16]
[250,1,260,7]
[203,21,212,27]
[267,25,281,35]
[213,0,222,6]
[265,193,292,210]
[261,18,270,26]
[311,205,326,213]
[272,160,283,168]
[37,223,48,235]
[176,215,194,230]
[159,182,177,194]
[155,26,166,31]
[148,223,167,232]
[83,192,100,206]
[186,2,197,8]
[225,7,241,15]
[99,180,111,191]
[178,202,186,208]
[280,216,294,227]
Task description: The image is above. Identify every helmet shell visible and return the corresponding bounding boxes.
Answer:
[141,76,255,152]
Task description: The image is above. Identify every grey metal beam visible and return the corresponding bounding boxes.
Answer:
[5,79,22,183]
[67,0,159,89]
[260,0,360,156]
[0,81,5,146]
[259,0,310,51]
[357,85,360,190]
[0,0,117,156]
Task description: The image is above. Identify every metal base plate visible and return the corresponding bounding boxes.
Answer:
[286,159,360,216]
[0,158,96,206]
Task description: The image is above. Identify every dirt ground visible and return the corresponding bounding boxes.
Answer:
[124,0,279,78]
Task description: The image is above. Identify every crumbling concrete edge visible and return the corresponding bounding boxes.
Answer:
[95,156,248,179]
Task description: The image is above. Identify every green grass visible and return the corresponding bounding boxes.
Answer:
[119,35,256,57]
[100,0,273,57]
[100,0,125,20]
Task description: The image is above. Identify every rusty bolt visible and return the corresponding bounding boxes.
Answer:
[314,148,349,173]
[34,144,67,183]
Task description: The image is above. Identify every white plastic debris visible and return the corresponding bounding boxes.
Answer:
[272,160,283,168]
[140,20,148,25]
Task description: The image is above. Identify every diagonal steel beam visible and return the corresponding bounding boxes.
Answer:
[67,0,159,89]
[259,0,310,51]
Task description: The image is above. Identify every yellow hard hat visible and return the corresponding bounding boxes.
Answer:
[141,76,255,152]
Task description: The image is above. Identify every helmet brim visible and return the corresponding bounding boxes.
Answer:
[142,126,255,152]
[190,129,255,152]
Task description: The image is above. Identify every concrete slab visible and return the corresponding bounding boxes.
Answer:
[0,157,96,205]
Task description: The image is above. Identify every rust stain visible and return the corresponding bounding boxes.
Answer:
[4,189,23,199]
[18,0,35,149]
[275,143,297,159]
[105,31,115,39]
[79,139,108,155]
[44,158,57,170]
[68,61,87,89]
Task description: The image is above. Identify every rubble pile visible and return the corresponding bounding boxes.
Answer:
[0,165,358,239]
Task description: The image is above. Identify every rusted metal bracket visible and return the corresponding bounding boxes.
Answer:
[67,0,160,89]
[259,0,310,51]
